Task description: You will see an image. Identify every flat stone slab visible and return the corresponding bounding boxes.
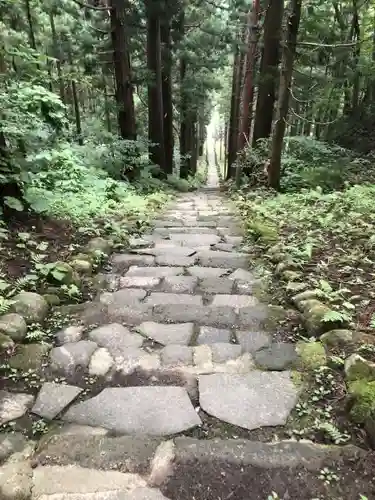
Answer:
[187,267,230,278]
[111,254,155,272]
[32,465,147,496]
[197,326,231,345]
[125,266,184,278]
[50,341,98,374]
[153,304,237,328]
[0,391,34,424]
[169,234,220,246]
[211,343,242,363]
[211,294,258,311]
[34,434,161,474]
[161,276,198,293]
[224,236,243,245]
[199,371,299,430]
[32,383,83,420]
[88,323,143,359]
[63,387,201,435]
[197,250,249,268]
[137,322,194,346]
[228,268,257,281]
[135,246,197,257]
[198,278,234,294]
[168,227,218,234]
[155,254,197,267]
[161,345,193,366]
[100,289,147,306]
[255,343,297,370]
[145,293,203,306]
[118,277,161,289]
[235,330,271,352]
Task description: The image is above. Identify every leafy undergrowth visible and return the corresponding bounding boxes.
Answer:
[232,182,375,449]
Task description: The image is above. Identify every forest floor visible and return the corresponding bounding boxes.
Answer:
[0,160,374,500]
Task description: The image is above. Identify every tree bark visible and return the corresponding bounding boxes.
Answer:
[68,49,83,145]
[237,0,260,151]
[268,0,302,190]
[49,12,65,103]
[110,0,136,140]
[160,4,174,174]
[252,0,284,145]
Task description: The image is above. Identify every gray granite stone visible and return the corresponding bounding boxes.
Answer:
[88,323,143,359]
[198,278,234,294]
[0,433,29,463]
[57,326,84,345]
[125,266,184,277]
[223,236,243,246]
[187,267,230,278]
[161,276,198,293]
[99,288,147,306]
[50,341,98,374]
[228,268,257,281]
[0,391,34,424]
[145,293,203,306]
[197,326,231,345]
[211,343,242,363]
[155,254,197,267]
[212,243,235,252]
[211,294,258,311]
[237,305,271,328]
[136,246,197,257]
[137,322,194,346]
[235,330,271,353]
[161,345,193,366]
[107,303,154,326]
[32,383,83,420]
[89,348,114,376]
[255,343,297,370]
[63,387,201,435]
[197,251,249,269]
[153,304,237,327]
[199,371,299,430]
[168,227,218,234]
[118,277,160,289]
[111,254,155,272]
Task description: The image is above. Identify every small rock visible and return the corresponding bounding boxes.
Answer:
[0,314,27,342]
[345,354,375,382]
[0,391,34,425]
[255,343,297,371]
[0,333,14,351]
[11,292,49,323]
[86,237,112,256]
[32,382,83,420]
[8,344,50,371]
[295,341,327,371]
[57,325,84,345]
[320,329,354,347]
[89,348,114,376]
[0,460,32,500]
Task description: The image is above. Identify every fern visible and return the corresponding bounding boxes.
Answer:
[322,310,351,323]
[315,421,350,444]
[0,297,15,315]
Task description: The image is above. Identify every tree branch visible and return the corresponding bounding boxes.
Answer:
[71,0,111,11]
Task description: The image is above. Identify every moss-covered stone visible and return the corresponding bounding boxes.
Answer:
[8,343,50,371]
[297,298,322,313]
[303,302,345,337]
[50,262,80,286]
[286,282,309,295]
[247,219,278,244]
[43,294,61,306]
[321,329,353,347]
[0,313,27,342]
[86,237,112,256]
[345,354,375,382]
[295,341,327,371]
[292,290,320,308]
[11,292,49,324]
[348,379,375,424]
[282,270,302,282]
[69,258,93,275]
[0,332,14,351]
[275,261,299,276]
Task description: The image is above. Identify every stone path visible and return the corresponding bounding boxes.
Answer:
[0,163,367,499]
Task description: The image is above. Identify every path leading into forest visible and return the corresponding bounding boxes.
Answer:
[1,159,367,499]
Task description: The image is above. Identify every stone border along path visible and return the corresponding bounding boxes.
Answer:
[0,163,367,500]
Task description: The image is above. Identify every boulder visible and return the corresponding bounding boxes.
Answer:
[0,314,27,342]
[11,292,49,323]
[321,329,353,347]
[0,332,14,351]
[8,344,50,371]
[86,237,112,257]
[302,301,346,337]
[292,290,320,308]
[295,341,327,371]
[345,354,375,382]
[69,258,93,275]
[43,294,61,306]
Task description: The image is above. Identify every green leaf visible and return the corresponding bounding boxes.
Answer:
[4,197,24,211]
[51,269,66,281]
